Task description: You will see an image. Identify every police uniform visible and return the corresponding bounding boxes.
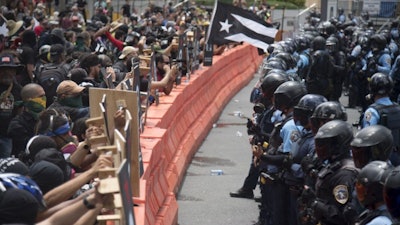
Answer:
[313,158,359,225]
[362,96,400,166]
[285,129,315,225]
[362,97,393,127]
[261,115,302,225]
[357,205,392,225]
[362,50,392,76]
[297,50,311,79]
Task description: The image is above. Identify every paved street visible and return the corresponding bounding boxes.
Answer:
[177,72,360,225]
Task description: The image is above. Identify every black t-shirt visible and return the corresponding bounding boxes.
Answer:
[77,0,87,8]
[16,45,35,86]
[122,4,130,17]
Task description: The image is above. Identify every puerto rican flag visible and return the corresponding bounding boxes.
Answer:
[206,1,278,52]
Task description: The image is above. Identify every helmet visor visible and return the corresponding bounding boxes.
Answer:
[351,146,371,169]
[294,108,312,127]
[315,138,331,160]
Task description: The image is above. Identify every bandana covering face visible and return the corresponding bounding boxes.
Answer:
[59,95,83,108]
[24,96,46,119]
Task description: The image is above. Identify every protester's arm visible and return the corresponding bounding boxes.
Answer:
[37,186,111,225]
[36,190,87,222]
[27,63,35,81]
[43,155,113,208]
[94,25,124,51]
[151,64,178,95]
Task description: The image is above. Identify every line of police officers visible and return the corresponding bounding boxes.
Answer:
[239,14,400,225]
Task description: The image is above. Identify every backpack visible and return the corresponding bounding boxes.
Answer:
[36,63,67,107]
[370,103,400,148]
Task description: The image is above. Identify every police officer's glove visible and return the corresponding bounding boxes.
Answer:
[298,208,317,225]
[311,199,329,220]
[282,155,293,169]
[300,186,316,205]
[343,203,358,224]
[247,118,256,135]
[301,155,315,175]
[367,60,377,71]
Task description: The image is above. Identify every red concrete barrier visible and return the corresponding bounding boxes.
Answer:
[137,44,263,225]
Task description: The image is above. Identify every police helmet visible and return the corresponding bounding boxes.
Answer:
[369,73,393,96]
[294,94,327,127]
[351,125,394,168]
[263,58,288,76]
[0,173,46,210]
[312,36,326,50]
[314,120,353,161]
[326,36,339,52]
[381,29,392,44]
[265,69,287,78]
[384,165,400,219]
[356,161,393,208]
[357,35,370,50]
[324,22,337,36]
[310,101,347,134]
[261,72,290,99]
[274,81,307,111]
[295,35,309,52]
[370,34,387,52]
[274,52,297,69]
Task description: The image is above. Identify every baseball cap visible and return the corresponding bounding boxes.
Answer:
[0,188,40,224]
[29,160,64,194]
[0,53,24,68]
[119,46,138,59]
[0,158,29,175]
[50,44,65,56]
[56,80,85,95]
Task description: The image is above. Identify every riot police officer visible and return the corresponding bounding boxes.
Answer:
[254,81,307,225]
[362,34,391,77]
[241,72,289,225]
[351,125,394,168]
[312,120,359,225]
[295,35,312,80]
[348,34,370,109]
[231,72,289,201]
[361,73,400,166]
[306,36,334,100]
[286,94,327,225]
[326,36,347,101]
[355,161,393,225]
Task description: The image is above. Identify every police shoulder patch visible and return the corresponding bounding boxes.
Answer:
[333,185,349,204]
[290,130,301,143]
[364,111,372,122]
[385,57,391,65]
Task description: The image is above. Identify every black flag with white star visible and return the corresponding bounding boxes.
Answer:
[206,1,278,52]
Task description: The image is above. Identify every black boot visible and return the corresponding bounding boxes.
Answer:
[229,188,254,199]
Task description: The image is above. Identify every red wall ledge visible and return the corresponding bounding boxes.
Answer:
[134,44,263,225]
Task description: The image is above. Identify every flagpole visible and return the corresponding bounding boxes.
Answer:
[0,14,7,23]
[205,0,218,44]
[281,6,285,36]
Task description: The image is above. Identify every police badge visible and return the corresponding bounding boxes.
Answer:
[290,130,301,143]
[333,185,349,204]
[364,111,372,122]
